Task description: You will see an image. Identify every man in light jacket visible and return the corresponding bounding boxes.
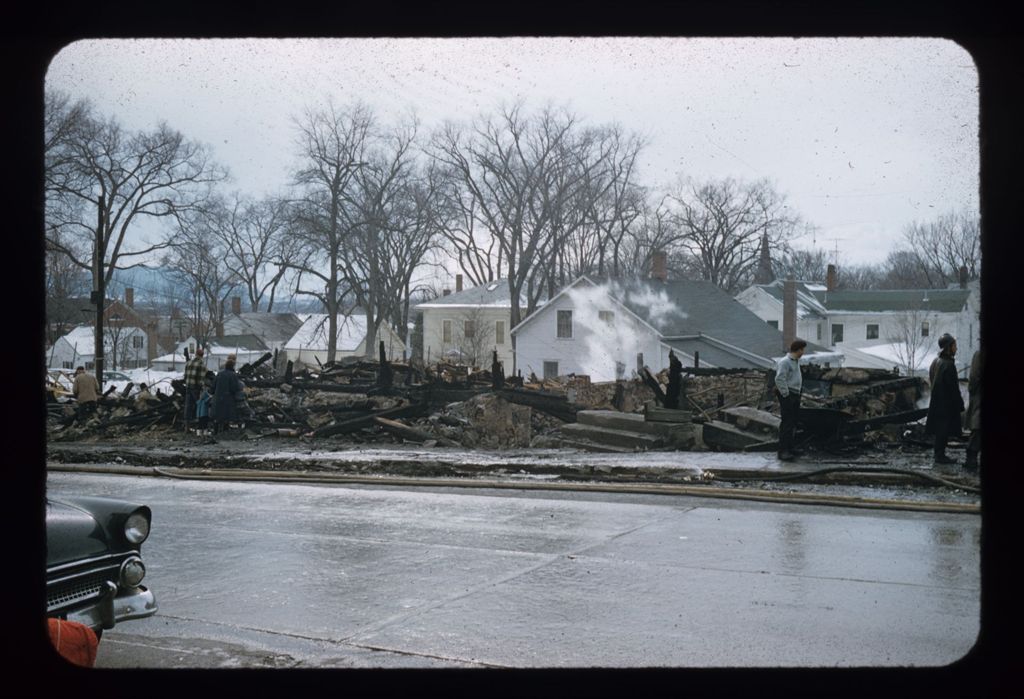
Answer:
[72,366,100,422]
[774,339,807,461]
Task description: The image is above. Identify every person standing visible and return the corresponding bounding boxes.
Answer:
[774,339,807,461]
[72,366,100,422]
[925,333,965,465]
[183,347,206,432]
[211,358,242,433]
[964,348,982,470]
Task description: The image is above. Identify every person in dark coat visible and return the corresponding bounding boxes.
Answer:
[211,359,242,432]
[964,348,982,470]
[925,333,965,465]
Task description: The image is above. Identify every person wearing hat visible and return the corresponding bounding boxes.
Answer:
[925,333,965,465]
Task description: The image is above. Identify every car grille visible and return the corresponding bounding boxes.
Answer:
[47,570,111,613]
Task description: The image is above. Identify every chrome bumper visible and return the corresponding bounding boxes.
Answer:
[64,581,157,631]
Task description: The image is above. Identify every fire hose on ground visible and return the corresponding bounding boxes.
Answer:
[129,465,980,515]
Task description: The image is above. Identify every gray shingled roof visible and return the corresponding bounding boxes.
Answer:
[223,313,304,343]
[414,279,518,308]
[662,338,767,370]
[809,288,971,313]
[756,281,829,317]
[601,277,829,360]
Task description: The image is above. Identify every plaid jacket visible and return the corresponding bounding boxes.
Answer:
[184,357,206,391]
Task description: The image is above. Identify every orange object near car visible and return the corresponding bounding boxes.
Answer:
[48,618,98,667]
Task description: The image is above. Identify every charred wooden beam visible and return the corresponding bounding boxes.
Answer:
[641,368,666,406]
[842,408,929,433]
[498,388,578,422]
[239,352,273,377]
[119,382,134,399]
[310,402,428,438]
[373,416,458,446]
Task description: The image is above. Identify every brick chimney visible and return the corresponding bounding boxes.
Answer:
[783,279,797,353]
[651,251,668,282]
[124,287,134,308]
[456,274,463,292]
[442,288,451,297]
[959,265,968,289]
[826,264,838,292]
[231,296,241,314]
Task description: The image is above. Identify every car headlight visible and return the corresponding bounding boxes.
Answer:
[120,556,146,587]
[124,511,150,544]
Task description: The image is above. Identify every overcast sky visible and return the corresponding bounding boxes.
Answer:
[45,37,979,269]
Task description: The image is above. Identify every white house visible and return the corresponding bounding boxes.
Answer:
[47,324,149,371]
[512,275,840,382]
[736,277,979,376]
[414,277,528,372]
[283,313,406,367]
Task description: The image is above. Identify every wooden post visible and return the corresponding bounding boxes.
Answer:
[377,340,393,388]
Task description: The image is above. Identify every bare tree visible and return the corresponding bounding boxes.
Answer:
[833,263,887,290]
[285,101,374,363]
[887,304,939,376]
[556,126,646,282]
[45,230,91,345]
[44,91,226,378]
[878,249,938,289]
[774,246,830,282]
[210,193,297,313]
[898,209,981,286]
[665,177,802,294]
[341,116,440,357]
[428,104,631,371]
[453,306,496,369]
[163,209,240,348]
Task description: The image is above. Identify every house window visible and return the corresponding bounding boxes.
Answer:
[442,319,452,344]
[831,323,844,345]
[598,310,615,326]
[921,321,930,337]
[866,324,879,340]
[557,310,573,339]
[816,323,822,341]
[464,319,475,338]
[767,320,779,329]
[543,361,559,380]
[62,361,73,369]
[495,320,505,345]
[85,361,94,370]
[132,335,145,348]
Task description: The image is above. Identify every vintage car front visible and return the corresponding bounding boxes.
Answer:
[46,496,157,633]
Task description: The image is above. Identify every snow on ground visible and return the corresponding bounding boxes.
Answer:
[107,368,181,395]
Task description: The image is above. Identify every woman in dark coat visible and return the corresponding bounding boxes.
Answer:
[211,359,242,432]
[925,334,965,465]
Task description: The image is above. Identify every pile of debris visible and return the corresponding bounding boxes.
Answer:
[46,341,934,457]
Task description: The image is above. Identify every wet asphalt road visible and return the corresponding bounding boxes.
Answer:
[46,471,980,668]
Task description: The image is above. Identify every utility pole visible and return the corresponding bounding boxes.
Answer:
[92,194,105,388]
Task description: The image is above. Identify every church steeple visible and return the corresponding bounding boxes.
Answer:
[755,232,774,284]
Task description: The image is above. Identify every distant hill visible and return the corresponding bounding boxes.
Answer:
[108,267,324,313]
